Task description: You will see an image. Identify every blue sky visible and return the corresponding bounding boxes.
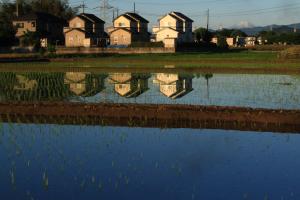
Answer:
[69,0,300,29]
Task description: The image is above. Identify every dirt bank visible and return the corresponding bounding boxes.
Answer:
[0,102,299,133]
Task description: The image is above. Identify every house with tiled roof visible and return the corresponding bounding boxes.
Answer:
[109,12,150,46]
[152,11,194,48]
[64,13,108,47]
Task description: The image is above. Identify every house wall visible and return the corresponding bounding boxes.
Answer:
[114,16,138,32]
[226,38,236,46]
[13,18,65,44]
[69,17,85,29]
[110,29,132,45]
[65,72,87,83]
[110,73,132,83]
[65,29,86,47]
[159,15,183,32]
[115,84,132,96]
[156,73,179,84]
[160,83,178,97]
[94,23,105,36]
[70,83,86,95]
[156,28,179,42]
[69,17,93,33]
[138,22,148,33]
[132,33,150,43]
[13,20,37,37]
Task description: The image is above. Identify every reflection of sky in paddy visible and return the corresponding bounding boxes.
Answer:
[0,124,300,199]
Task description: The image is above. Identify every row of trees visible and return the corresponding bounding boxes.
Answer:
[0,0,76,47]
[259,31,300,45]
[194,27,300,47]
[194,28,248,48]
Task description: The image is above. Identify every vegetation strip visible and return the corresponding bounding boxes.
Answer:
[0,102,299,133]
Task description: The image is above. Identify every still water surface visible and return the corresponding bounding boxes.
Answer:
[0,69,299,199]
[0,71,299,109]
[0,124,300,200]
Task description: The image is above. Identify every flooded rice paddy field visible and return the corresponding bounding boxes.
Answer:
[0,68,300,199]
[0,71,299,109]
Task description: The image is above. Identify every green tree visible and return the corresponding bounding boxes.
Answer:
[22,0,77,20]
[217,36,228,49]
[0,1,17,46]
[194,27,212,43]
[215,29,247,38]
[20,31,41,48]
[230,29,247,38]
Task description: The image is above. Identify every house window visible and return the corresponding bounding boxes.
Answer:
[31,22,36,27]
[16,23,24,28]
[118,22,125,27]
[69,36,74,41]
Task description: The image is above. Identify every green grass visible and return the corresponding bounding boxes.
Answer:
[0,51,299,69]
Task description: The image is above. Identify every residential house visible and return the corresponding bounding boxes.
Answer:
[155,73,193,99]
[211,37,218,44]
[109,73,149,98]
[64,72,106,97]
[211,37,236,47]
[245,37,257,47]
[109,12,150,46]
[13,12,66,47]
[152,12,194,48]
[64,13,108,47]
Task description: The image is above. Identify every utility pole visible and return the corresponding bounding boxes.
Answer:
[206,9,210,31]
[100,0,113,26]
[82,1,85,13]
[112,9,115,22]
[16,0,19,17]
[134,2,136,13]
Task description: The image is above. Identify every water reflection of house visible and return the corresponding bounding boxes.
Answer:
[64,72,105,97]
[13,75,38,90]
[109,73,149,98]
[155,73,193,99]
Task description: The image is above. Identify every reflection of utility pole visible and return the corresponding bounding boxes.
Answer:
[204,74,213,100]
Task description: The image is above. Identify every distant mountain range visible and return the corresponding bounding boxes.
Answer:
[238,23,300,35]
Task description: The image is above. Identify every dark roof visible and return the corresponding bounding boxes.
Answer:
[115,12,149,23]
[171,12,194,22]
[13,12,66,23]
[80,13,105,24]
[125,12,149,23]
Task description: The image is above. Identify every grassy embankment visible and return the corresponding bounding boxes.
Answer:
[0,50,299,69]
